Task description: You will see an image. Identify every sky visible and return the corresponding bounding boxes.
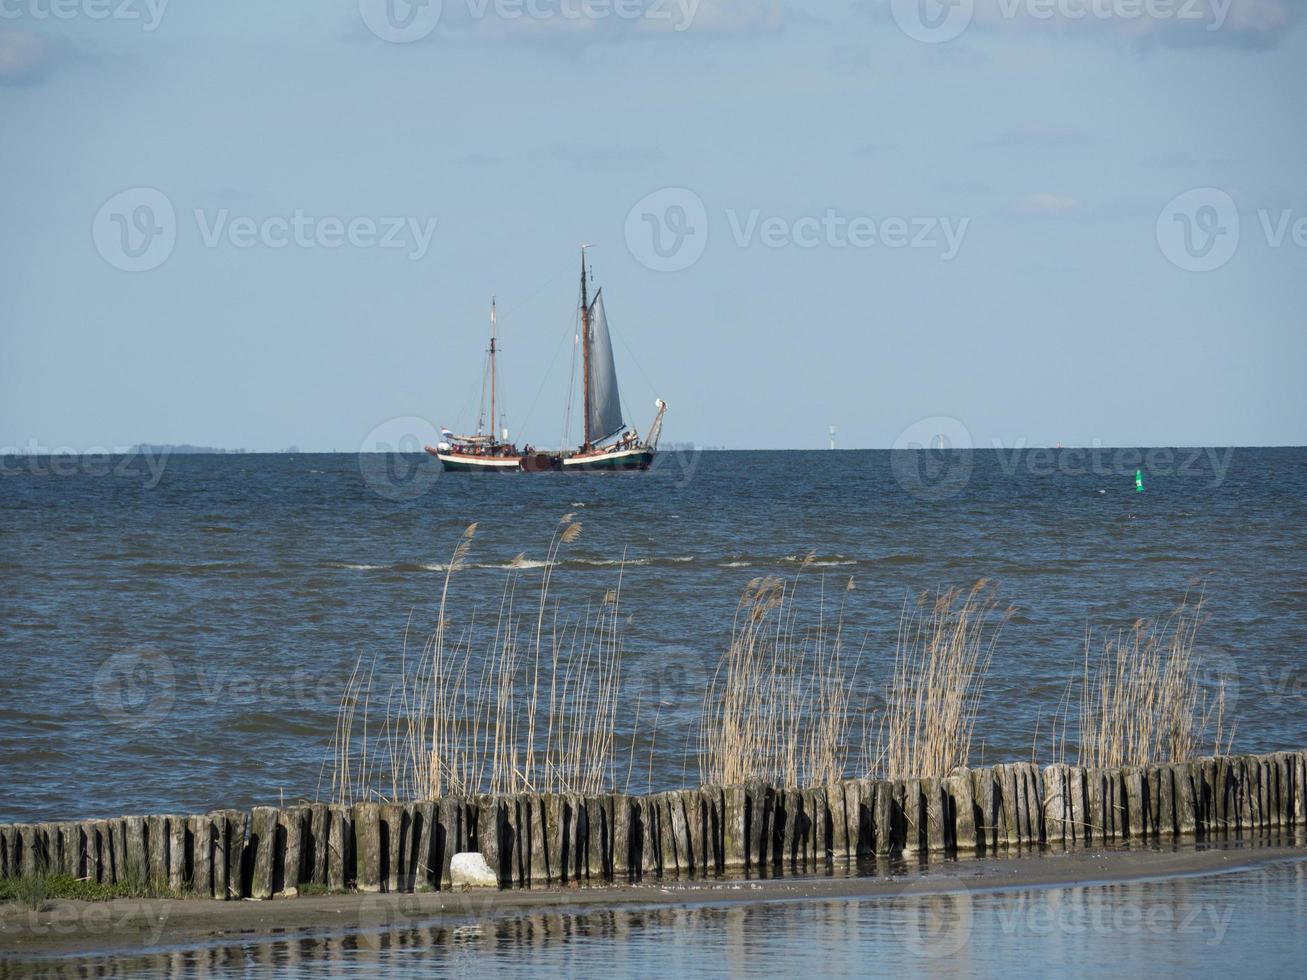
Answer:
[1,0,1304,452]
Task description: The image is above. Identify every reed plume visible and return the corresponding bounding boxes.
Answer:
[698,573,856,788]
[324,516,626,804]
[1074,594,1233,770]
[866,581,1010,781]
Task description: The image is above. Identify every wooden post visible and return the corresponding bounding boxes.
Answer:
[998,766,1019,846]
[475,796,502,886]
[744,782,767,871]
[1015,767,1033,844]
[1086,770,1104,845]
[280,807,306,895]
[380,803,404,893]
[413,801,436,891]
[587,796,609,880]
[308,804,330,887]
[723,785,746,871]
[544,794,566,883]
[654,794,676,875]
[1295,752,1307,827]
[611,794,631,881]
[146,814,168,891]
[437,797,461,888]
[1042,765,1065,845]
[948,768,978,852]
[705,789,726,878]
[228,809,251,899]
[570,795,588,882]
[1175,763,1197,836]
[350,803,381,893]
[679,789,703,875]
[507,796,527,887]
[1275,753,1292,828]
[249,807,277,899]
[639,795,659,879]
[772,788,793,868]
[327,805,352,893]
[922,779,948,852]
[190,815,213,899]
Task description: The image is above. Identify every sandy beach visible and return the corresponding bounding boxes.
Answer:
[3,838,1304,962]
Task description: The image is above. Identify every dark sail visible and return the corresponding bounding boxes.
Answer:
[586,290,625,443]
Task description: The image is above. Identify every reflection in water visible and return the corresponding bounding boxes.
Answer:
[4,858,1306,978]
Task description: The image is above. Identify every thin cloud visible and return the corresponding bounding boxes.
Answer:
[534,145,665,167]
[979,126,1100,149]
[1016,192,1081,216]
[1140,151,1239,169]
[853,140,898,156]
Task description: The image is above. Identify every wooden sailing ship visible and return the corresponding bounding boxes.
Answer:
[426,248,665,473]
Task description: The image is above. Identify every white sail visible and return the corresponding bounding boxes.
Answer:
[586,290,625,443]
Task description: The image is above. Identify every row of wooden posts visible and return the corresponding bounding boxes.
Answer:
[2,751,1302,900]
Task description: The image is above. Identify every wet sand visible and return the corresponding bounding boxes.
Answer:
[2,838,1304,960]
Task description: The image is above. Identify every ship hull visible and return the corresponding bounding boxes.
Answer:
[428,448,525,473]
[426,447,567,473]
[561,447,655,471]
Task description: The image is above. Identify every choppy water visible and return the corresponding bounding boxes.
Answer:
[4,855,1307,977]
[2,448,1306,823]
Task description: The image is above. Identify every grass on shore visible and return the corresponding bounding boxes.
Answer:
[0,873,159,909]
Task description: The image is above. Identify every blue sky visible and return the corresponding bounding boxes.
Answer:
[2,0,1304,451]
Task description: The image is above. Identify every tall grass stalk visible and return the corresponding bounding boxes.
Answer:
[698,568,857,788]
[1075,595,1233,769]
[867,581,1010,781]
[324,516,625,804]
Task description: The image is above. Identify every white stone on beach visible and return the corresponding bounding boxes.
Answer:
[450,852,498,888]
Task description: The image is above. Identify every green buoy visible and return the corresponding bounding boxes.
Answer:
[1136,469,1145,493]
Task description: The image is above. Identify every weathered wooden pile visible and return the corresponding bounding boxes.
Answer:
[2,751,1302,899]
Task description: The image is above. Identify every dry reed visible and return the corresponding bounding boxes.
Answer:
[698,567,857,788]
[322,535,1241,808]
[1073,595,1233,770]
[323,515,625,804]
[866,581,1011,781]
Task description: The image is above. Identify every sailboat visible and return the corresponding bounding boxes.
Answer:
[562,249,665,471]
[425,300,540,472]
[426,248,665,473]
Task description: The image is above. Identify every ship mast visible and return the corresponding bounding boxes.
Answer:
[579,248,592,449]
[489,299,498,445]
